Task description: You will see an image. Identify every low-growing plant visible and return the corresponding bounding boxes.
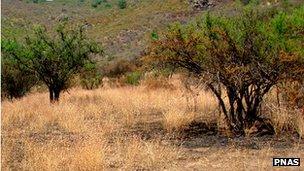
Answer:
[91,0,103,8]
[32,0,46,3]
[125,71,142,85]
[105,2,112,8]
[118,0,127,9]
[151,31,159,41]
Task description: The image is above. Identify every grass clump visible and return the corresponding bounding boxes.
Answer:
[125,71,142,86]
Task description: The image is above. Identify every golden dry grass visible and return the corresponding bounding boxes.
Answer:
[264,94,304,138]
[1,80,304,170]
[1,85,193,170]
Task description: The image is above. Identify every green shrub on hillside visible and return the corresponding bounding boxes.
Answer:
[105,2,112,8]
[151,31,159,41]
[91,0,105,8]
[125,71,142,85]
[118,0,127,9]
[91,0,100,8]
[27,0,46,3]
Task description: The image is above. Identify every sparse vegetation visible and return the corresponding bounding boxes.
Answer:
[118,0,127,9]
[125,71,142,85]
[1,0,304,170]
[91,0,103,8]
[31,0,46,4]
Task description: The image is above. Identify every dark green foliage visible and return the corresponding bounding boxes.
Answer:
[91,3,98,8]
[151,31,159,41]
[2,22,102,102]
[118,0,127,9]
[91,0,102,8]
[91,0,99,8]
[1,57,37,100]
[78,0,85,5]
[91,0,108,8]
[32,0,46,3]
[147,6,304,135]
[105,2,112,8]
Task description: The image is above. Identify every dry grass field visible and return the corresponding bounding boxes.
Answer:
[1,77,304,170]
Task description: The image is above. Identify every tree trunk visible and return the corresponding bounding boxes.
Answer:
[49,87,60,103]
[54,88,60,102]
[49,87,54,103]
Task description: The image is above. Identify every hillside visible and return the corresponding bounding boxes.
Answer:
[2,0,240,60]
[3,0,304,61]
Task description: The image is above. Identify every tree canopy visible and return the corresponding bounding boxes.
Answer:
[146,5,304,135]
[2,22,103,102]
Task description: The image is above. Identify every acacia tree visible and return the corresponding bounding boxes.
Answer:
[146,6,304,135]
[2,23,102,102]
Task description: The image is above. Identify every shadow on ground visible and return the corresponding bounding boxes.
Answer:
[126,120,304,150]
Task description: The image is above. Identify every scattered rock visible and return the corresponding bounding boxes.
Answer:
[189,0,214,10]
[56,13,69,22]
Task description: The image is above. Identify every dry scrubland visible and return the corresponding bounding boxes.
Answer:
[2,77,304,170]
[1,0,193,60]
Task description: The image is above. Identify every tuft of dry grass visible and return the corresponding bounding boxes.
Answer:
[141,75,176,90]
[265,103,304,137]
[296,114,304,138]
[23,139,107,171]
[163,109,195,133]
[114,137,182,170]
